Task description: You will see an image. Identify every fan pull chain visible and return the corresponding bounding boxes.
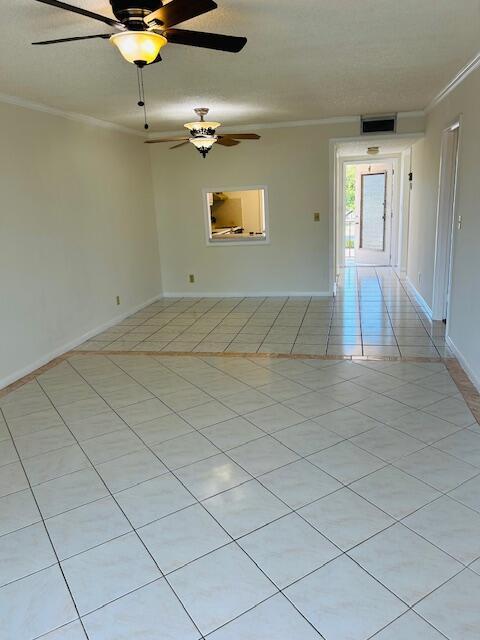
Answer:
[136,65,149,130]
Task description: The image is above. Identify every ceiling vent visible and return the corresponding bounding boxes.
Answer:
[361,114,397,135]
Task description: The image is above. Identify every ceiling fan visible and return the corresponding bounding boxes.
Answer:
[32,1,247,66]
[145,108,260,158]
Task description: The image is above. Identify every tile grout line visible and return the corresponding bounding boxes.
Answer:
[34,374,209,640]
[3,354,479,639]
[0,405,91,640]
[105,355,480,611]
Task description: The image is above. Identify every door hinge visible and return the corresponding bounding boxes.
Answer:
[408,172,413,182]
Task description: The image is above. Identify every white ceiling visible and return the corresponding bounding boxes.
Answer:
[2,0,479,131]
[336,136,422,157]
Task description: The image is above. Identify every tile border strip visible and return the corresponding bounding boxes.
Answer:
[1,349,478,425]
[444,358,480,423]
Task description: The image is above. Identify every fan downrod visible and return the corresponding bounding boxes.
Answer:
[194,108,210,122]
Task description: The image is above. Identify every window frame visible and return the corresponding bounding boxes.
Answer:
[202,185,270,246]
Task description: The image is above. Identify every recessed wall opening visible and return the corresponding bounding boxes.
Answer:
[333,135,423,283]
[203,186,269,244]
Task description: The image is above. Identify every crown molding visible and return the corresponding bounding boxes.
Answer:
[426,51,480,113]
[148,115,360,138]
[0,92,144,137]
[0,90,427,140]
[147,110,426,138]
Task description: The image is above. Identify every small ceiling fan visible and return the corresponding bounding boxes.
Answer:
[145,108,261,157]
[32,1,247,66]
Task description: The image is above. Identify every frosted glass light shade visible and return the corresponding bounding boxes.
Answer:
[110,31,167,65]
[189,136,217,150]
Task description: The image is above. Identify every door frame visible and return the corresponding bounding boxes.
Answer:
[397,147,412,277]
[431,117,461,323]
[337,156,399,269]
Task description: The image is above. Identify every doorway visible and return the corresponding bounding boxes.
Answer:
[432,119,460,323]
[343,160,394,266]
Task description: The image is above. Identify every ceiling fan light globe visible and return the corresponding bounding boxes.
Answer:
[189,135,217,157]
[110,31,167,65]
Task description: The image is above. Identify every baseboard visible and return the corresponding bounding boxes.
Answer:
[0,293,162,391]
[162,291,332,298]
[446,335,480,392]
[405,277,432,318]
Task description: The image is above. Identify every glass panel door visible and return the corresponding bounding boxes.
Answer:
[360,172,387,251]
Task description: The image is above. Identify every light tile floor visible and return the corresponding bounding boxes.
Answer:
[78,267,450,358]
[1,353,480,639]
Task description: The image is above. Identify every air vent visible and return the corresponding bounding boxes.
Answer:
[361,115,397,135]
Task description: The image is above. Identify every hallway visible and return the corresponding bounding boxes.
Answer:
[79,268,449,359]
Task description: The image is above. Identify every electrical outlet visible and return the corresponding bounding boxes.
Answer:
[116,296,121,306]
[189,274,195,284]
[314,212,320,222]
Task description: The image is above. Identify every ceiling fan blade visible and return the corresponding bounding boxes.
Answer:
[145,137,190,144]
[217,137,240,147]
[33,0,122,29]
[170,142,190,150]
[164,28,247,53]
[146,0,217,29]
[222,133,261,140]
[32,33,113,45]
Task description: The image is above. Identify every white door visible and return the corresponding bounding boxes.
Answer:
[355,164,392,265]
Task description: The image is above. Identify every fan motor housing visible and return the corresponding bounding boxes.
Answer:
[110,0,162,29]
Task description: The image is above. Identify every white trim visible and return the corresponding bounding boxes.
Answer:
[202,185,270,246]
[329,139,338,293]
[405,276,433,318]
[148,112,425,139]
[431,118,461,322]
[446,336,480,392]
[426,52,480,113]
[0,92,144,137]
[397,147,412,274]
[0,294,162,391]
[163,291,332,298]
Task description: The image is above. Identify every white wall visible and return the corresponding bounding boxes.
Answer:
[151,116,424,297]
[150,122,362,297]
[406,66,480,385]
[0,105,425,388]
[0,102,161,387]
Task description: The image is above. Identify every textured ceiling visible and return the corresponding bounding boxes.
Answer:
[337,136,421,157]
[1,0,479,132]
